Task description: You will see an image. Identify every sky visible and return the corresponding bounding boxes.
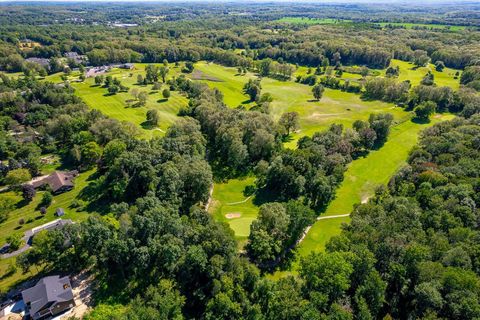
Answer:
[0,0,476,2]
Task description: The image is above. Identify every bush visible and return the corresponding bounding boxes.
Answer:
[41,191,53,207]
[6,233,22,251]
[22,184,36,202]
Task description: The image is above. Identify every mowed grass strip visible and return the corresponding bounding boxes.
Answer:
[296,113,455,256]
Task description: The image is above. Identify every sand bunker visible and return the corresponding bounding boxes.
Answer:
[225,212,242,219]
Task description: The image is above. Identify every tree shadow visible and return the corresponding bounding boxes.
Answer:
[307,99,320,103]
[411,117,431,124]
[140,121,155,130]
[281,135,295,143]
[15,199,30,209]
[241,99,253,105]
[253,187,279,207]
[157,98,168,103]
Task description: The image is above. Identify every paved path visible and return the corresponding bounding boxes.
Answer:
[296,213,351,245]
[226,195,252,206]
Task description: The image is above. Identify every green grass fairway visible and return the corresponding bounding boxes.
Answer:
[46,64,188,139]
[277,17,352,25]
[191,62,253,108]
[209,177,258,244]
[376,22,466,31]
[296,113,455,256]
[388,59,460,89]
[193,62,410,148]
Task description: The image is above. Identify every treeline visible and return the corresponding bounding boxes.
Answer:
[322,112,480,319]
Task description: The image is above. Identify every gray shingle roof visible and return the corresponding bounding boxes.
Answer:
[22,276,74,317]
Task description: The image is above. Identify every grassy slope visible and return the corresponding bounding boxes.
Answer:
[46,64,188,139]
[193,62,410,148]
[0,169,96,292]
[297,113,455,255]
[389,59,460,89]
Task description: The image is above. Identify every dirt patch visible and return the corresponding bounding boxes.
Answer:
[190,70,223,82]
[60,271,94,319]
[307,112,345,120]
[225,212,241,219]
[361,195,371,204]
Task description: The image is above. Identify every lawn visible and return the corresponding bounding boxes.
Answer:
[296,113,455,257]
[193,62,410,148]
[0,169,96,245]
[209,177,258,246]
[376,22,467,31]
[0,169,97,292]
[388,59,461,89]
[46,64,188,139]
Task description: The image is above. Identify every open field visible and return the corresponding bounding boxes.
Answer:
[296,113,455,256]
[388,59,461,89]
[376,22,467,31]
[209,177,258,246]
[193,62,410,148]
[45,64,188,139]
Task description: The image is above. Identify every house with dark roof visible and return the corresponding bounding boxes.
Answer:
[25,58,50,67]
[31,171,77,194]
[119,63,134,69]
[64,52,88,64]
[22,276,75,320]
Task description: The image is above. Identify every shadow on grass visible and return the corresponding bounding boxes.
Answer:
[411,117,431,125]
[157,98,168,103]
[15,199,30,209]
[140,121,156,130]
[76,172,111,215]
[281,134,295,144]
[307,99,320,103]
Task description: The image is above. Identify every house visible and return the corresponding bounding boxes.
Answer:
[24,58,50,67]
[22,276,75,320]
[85,65,110,78]
[31,171,77,194]
[119,63,134,70]
[64,52,88,64]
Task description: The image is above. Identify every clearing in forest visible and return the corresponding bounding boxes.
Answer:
[209,177,258,246]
